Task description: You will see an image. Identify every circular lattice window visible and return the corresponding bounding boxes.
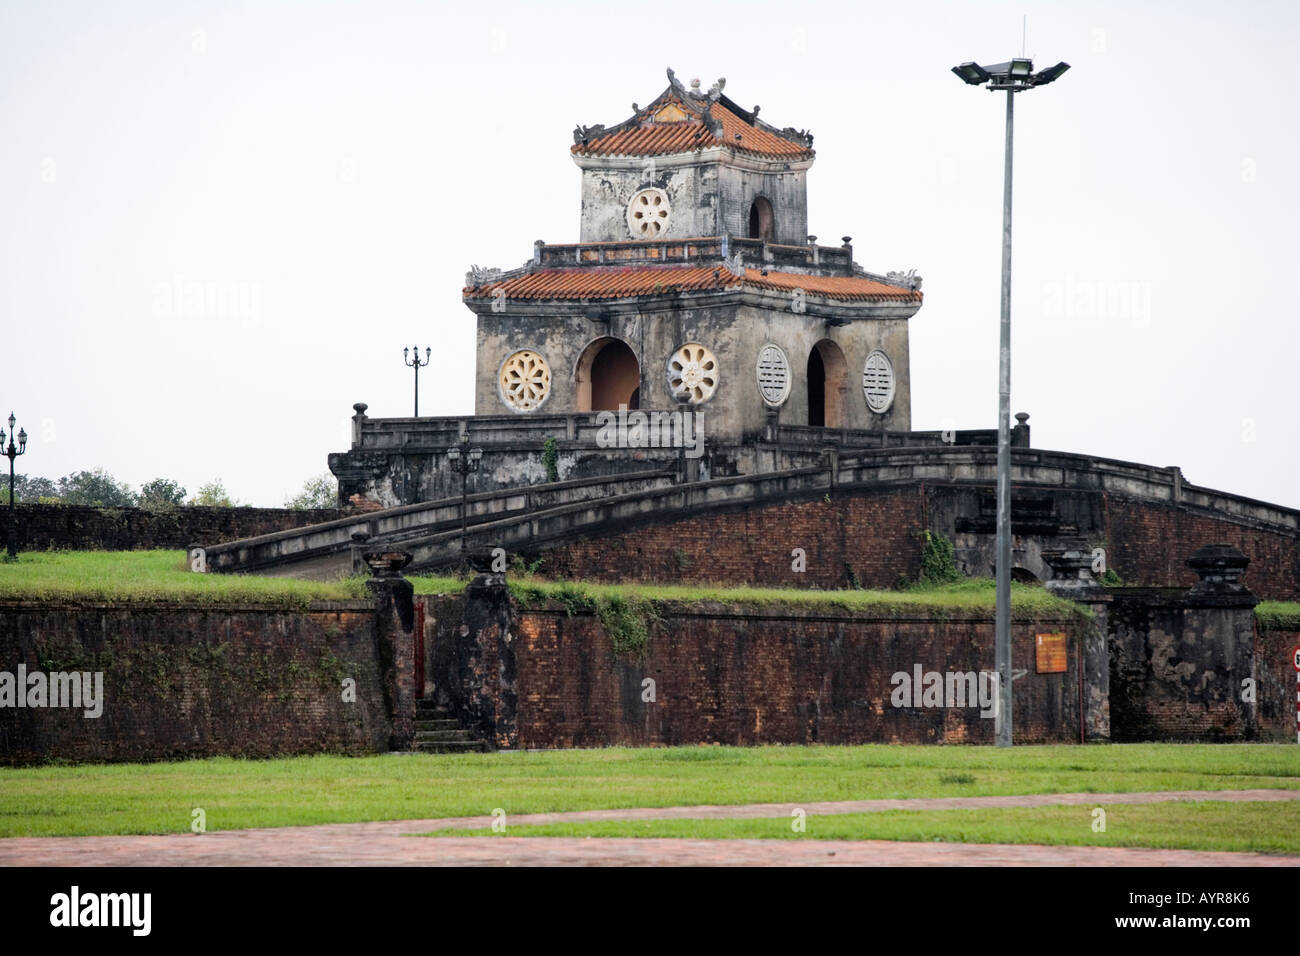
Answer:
[755,344,791,407]
[627,188,671,238]
[667,343,718,404]
[862,349,896,413]
[498,349,551,412]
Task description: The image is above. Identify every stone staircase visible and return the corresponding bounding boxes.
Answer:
[412,698,491,753]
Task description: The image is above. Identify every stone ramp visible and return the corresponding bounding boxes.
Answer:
[197,467,676,578]
[198,444,1300,580]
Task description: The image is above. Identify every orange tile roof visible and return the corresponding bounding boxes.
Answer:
[465,265,920,303]
[467,266,733,301]
[573,91,814,161]
[740,268,920,302]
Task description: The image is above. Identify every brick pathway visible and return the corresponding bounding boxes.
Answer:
[3,788,1298,867]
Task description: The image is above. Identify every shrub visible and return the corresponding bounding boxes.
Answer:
[188,480,239,507]
[918,530,961,585]
[541,438,559,483]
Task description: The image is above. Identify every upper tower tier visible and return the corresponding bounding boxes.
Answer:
[572,69,815,245]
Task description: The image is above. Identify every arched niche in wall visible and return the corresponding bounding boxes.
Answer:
[807,339,848,428]
[576,337,641,412]
[748,196,775,241]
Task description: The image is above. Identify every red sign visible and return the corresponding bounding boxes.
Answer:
[1293,646,1300,672]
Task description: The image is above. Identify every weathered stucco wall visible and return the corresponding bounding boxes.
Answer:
[576,151,810,244]
[472,295,912,437]
[1104,589,1259,742]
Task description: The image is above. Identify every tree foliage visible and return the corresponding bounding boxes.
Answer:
[139,478,187,510]
[56,469,137,507]
[2,474,60,504]
[284,473,337,510]
[189,479,238,508]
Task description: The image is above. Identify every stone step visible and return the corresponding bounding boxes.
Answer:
[415,730,477,742]
[414,739,490,753]
[409,699,489,753]
[414,718,463,731]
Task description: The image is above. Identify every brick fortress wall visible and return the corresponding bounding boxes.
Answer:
[532,485,1299,600]
[422,588,1090,749]
[1256,626,1300,743]
[9,503,343,552]
[0,601,389,765]
[539,487,928,589]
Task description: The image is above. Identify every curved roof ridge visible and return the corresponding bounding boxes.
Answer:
[572,73,815,161]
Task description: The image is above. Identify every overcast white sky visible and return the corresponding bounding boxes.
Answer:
[2,0,1297,509]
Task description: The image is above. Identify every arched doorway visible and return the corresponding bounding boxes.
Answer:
[576,337,641,411]
[748,197,774,241]
[807,340,847,427]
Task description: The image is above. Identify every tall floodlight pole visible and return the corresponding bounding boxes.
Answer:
[952,57,1069,747]
[404,346,431,417]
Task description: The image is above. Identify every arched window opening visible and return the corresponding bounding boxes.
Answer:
[807,339,847,428]
[748,197,775,241]
[576,337,641,412]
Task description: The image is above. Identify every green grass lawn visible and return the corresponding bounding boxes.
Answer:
[0,550,369,607]
[426,801,1300,854]
[3,550,1293,624]
[1,744,1298,839]
[0,549,1080,617]
[507,575,1082,618]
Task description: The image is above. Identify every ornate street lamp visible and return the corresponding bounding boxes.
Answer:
[446,434,483,566]
[952,56,1069,747]
[2,411,29,559]
[404,346,431,417]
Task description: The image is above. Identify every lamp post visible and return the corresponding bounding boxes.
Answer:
[1,411,29,560]
[404,346,431,417]
[446,434,483,567]
[952,56,1069,747]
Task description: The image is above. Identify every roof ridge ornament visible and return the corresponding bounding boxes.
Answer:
[666,67,725,103]
[467,264,503,287]
[780,126,814,148]
[572,122,606,145]
[884,268,922,291]
[723,250,745,278]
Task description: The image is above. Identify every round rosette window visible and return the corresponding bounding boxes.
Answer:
[667,343,719,404]
[627,188,671,238]
[755,343,791,407]
[498,349,551,412]
[862,348,896,413]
